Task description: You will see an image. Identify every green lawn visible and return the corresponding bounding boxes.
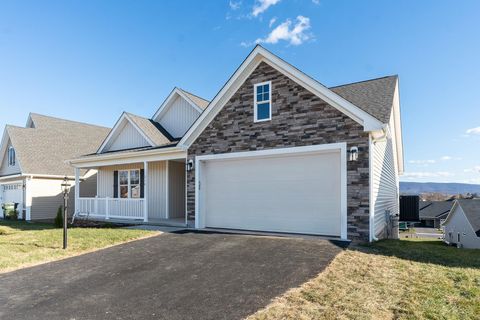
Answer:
[249,238,480,320]
[0,220,157,273]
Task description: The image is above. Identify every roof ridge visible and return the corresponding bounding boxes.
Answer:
[329,75,398,89]
[178,88,210,103]
[29,113,110,129]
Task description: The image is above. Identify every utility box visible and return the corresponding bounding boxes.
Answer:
[399,195,419,221]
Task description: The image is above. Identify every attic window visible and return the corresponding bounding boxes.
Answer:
[8,147,15,167]
[254,81,271,122]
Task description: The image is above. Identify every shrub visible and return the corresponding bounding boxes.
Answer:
[54,206,64,228]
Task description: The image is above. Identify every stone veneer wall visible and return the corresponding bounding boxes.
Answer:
[187,62,371,241]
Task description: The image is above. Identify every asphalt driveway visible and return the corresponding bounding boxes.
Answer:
[0,231,346,320]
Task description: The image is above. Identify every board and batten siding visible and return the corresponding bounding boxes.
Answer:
[156,96,200,138]
[371,134,399,239]
[106,121,150,152]
[96,162,169,219]
[168,161,185,219]
[0,141,21,176]
[147,161,167,219]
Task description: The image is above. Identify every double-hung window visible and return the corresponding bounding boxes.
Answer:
[7,147,15,166]
[254,81,271,122]
[118,169,141,198]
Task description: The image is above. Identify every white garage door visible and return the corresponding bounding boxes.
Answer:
[197,146,345,237]
[1,183,24,218]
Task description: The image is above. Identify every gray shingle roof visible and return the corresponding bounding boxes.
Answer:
[6,114,110,176]
[330,76,398,124]
[456,199,480,235]
[124,112,174,146]
[419,201,454,219]
[178,88,210,110]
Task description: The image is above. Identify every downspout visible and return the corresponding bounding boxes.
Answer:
[369,134,378,242]
[368,124,390,242]
[369,125,389,242]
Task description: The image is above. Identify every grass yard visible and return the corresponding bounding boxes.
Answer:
[0,220,157,273]
[249,238,480,320]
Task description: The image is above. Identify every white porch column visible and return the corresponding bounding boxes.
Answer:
[74,168,80,214]
[143,161,148,222]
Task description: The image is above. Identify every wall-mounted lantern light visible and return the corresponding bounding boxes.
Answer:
[186,159,194,172]
[348,146,359,161]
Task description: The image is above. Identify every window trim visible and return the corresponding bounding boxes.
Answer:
[7,146,15,167]
[118,169,141,199]
[254,81,272,122]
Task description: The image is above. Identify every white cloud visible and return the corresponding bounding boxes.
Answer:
[269,17,277,27]
[440,156,462,161]
[403,171,454,179]
[252,0,281,17]
[256,15,311,46]
[466,126,480,135]
[312,0,320,4]
[464,166,480,173]
[229,0,241,10]
[408,159,436,165]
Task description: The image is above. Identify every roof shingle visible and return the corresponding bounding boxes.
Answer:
[330,76,398,123]
[5,115,110,176]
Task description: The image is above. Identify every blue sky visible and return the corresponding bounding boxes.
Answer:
[1,0,479,184]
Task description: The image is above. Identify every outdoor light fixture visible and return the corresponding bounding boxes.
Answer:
[61,176,71,249]
[186,159,194,172]
[348,146,359,161]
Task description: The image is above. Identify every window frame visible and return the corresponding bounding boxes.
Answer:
[118,169,141,199]
[7,146,15,167]
[254,81,272,122]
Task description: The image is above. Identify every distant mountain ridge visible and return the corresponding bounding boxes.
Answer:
[400,182,480,195]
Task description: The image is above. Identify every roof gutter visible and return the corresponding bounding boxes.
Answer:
[66,146,186,166]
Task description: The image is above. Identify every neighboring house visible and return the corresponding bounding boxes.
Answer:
[68,45,404,242]
[0,113,110,221]
[419,200,454,228]
[443,199,480,249]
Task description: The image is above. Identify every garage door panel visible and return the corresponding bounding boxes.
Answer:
[201,150,342,236]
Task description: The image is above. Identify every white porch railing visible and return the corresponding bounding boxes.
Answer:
[76,197,146,221]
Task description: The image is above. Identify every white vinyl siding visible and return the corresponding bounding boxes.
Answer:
[28,173,97,221]
[168,160,185,219]
[105,121,150,152]
[156,96,201,138]
[444,206,480,249]
[0,141,21,176]
[371,134,399,239]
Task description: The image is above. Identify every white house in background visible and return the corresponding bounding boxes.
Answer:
[443,199,480,249]
[0,113,110,221]
[68,45,404,242]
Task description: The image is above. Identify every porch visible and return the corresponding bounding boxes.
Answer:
[72,154,189,227]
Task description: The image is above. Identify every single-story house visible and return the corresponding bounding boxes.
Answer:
[0,113,110,221]
[419,200,454,228]
[443,199,480,249]
[68,45,404,242]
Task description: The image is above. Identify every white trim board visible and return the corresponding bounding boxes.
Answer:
[97,113,156,154]
[194,143,348,240]
[179,45,384,148]
[152,88,203,121]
